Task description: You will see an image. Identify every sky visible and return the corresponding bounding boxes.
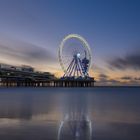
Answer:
[0,0,140,85]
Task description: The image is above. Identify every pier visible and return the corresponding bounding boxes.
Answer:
[0,67,95,88]
[0,78,95,87]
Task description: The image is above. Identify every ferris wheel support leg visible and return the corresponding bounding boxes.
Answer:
[78,58,84,77]
[63,58,74,77]
[69,60,75,77]
[69,60,76,77]
[73,62,77,77]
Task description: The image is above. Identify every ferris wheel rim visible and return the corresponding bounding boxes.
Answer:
[59,34,92,73]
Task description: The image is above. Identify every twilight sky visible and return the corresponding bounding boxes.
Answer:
[0,0,140,85]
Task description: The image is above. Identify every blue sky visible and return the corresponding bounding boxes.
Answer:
[0,0,140,85]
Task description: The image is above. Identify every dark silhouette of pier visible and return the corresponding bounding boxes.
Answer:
[0,63,95,87]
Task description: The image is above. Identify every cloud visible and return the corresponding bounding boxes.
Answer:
[109,50,140,70]
[99,74,108,79]
[121,76,133,80]
[91,63,106,72]
[0,39,56,67]
[96,73,121,86]
[134,77,140,81]
[96,73,140,86]
[97,79,122,86]
[120,76,140,86]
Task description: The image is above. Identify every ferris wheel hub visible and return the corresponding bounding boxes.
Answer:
[76,53,81,58]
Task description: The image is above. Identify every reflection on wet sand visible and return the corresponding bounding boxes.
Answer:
[0,87,139,140]
[58,93,92,140]
[58,114,92,140]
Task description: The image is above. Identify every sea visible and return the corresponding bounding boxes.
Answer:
[0,87,139,140]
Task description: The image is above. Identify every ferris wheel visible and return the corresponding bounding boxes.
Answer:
[58,34,92,79]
